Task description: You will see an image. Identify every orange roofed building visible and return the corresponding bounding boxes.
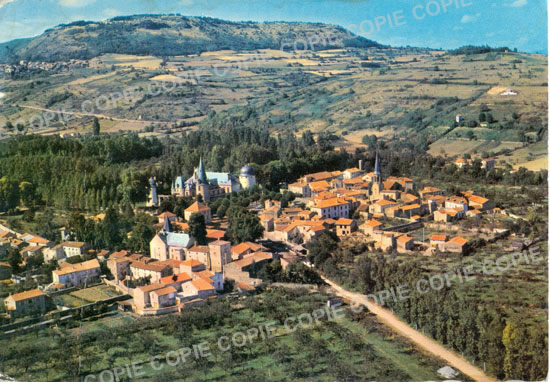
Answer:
[335,218,356,237]
[52,259,101,287]
[184,201,212,223]
[4,288,46,316]
[224,252,274,289]
[445,236,469,254]
[311,198,351,219]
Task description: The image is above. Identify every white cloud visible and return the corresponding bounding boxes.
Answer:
[59,0,95,8]
[509,0,527,7]
[461,13,481,23]
[0,0,16,9]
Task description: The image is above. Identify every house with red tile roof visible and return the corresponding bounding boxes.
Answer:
[180,278,216,301]
[467,195,495,211]
[134,283,165,310]
[430,234,448,249]
[361,219,383,235]
[445,237,469,254]
[184,201,212,223]
[52,259,101,287]
[157,211,177,223]
[4,288,46,316]
[396,235,414,252]
[311,197,352,219]
[231,242,266,261]
[150,286,177,308]
[224,252,274,288]
[369,199,398,215]
[419,187,445,199]
[288,182,311,197]
[179,259,207,274]
[129,261,171,283]
[335,218,355,237]
[159,272,193,290]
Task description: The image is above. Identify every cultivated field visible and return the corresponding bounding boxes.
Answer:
[0,47,546,169]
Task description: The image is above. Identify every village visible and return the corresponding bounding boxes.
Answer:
[0,152,514,323]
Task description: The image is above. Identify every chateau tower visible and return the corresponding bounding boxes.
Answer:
[196,157,210,202]
[239,164,256,190]
[147,177,159,207]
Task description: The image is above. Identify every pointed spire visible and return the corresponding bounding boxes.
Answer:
[197,156,208,184]
[163,215,171,233]
[374,152,381,176]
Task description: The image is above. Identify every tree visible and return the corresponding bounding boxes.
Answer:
[126,213,156,254]
[3,121,13,132]
[187,213,207,245]
[306,232,338,268]
[226,205,264,244]
[91,117,100,135]
[7,247,22,273]
[0,177,19,212]
[19,181,34,207]
[362,134,378,149]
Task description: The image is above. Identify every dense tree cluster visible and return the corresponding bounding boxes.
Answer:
[448,45,513,55]
[67,207,156,253]
[0,134,162,212]
[153,116,352,193]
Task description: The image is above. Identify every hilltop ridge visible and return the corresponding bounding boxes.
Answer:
[0,14,382,63]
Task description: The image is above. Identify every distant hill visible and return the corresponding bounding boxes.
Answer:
[0,14,382,63]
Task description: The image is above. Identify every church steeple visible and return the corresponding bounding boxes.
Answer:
[197,156,208,184]
[373,152,381,183]
[163,215,171,233]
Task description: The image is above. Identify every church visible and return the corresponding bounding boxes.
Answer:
[171,158,256,202]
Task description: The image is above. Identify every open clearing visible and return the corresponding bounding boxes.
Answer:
[487,86,509,96]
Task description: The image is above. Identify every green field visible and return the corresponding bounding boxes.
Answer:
[52,285,121,308]
[70,284,121,302]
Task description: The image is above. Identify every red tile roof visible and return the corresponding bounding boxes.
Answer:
[152,286,177,297]
[191,279,216,291]
[181,259,204,267]
[397,235,413,243]
[160,272,192,285]
[8,288,44,302]
[185,202,210,213]
[53,259,100,275]
[450,237,468,246]
[335,218,353,225]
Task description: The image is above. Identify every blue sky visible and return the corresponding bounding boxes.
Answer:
[0,0,547,53]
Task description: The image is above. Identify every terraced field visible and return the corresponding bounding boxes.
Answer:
[0,46,546,169]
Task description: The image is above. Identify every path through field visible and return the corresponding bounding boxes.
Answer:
[323,277,497,382]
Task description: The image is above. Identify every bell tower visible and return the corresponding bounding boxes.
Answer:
[371,153,382,200]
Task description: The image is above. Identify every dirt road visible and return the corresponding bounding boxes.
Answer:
[19,104,150,123]
[323,277,497,382]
